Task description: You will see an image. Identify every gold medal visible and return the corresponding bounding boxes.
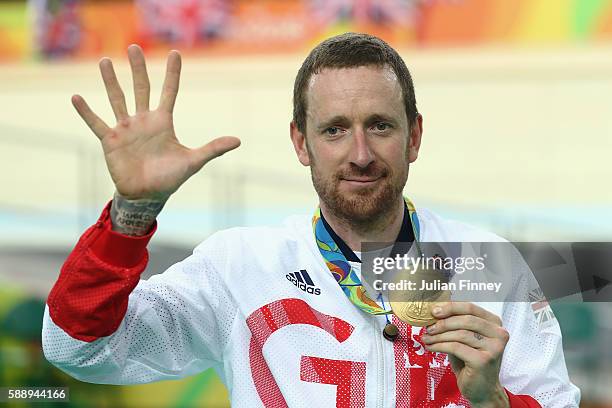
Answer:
[390,291,450,326]
[389,265,451,326]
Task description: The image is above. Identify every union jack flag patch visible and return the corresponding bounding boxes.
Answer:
[529,287,556,330]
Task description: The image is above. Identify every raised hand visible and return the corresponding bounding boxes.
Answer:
[71,44,241,202]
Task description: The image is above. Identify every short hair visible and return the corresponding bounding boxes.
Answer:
[292,32,418,133]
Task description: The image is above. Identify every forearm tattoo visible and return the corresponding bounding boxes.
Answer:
[110,192,166,236]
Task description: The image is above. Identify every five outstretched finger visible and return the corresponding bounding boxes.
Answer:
[99,57,129,121]
[71,94,110,140]
[128,44,150,113]
[159,50,182,113]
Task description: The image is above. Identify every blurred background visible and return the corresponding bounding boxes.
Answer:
[1,0,611,406]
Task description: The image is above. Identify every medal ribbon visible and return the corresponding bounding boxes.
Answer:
[312,197,421,316]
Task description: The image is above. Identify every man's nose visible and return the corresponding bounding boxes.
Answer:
[349,128,375,168]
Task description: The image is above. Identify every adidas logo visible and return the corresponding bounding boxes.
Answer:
[286,269,321,295]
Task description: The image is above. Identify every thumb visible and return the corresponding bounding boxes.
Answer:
[189,136,241,172]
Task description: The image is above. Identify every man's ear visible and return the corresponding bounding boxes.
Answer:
[290,121,311,166]
[408,113,423,163]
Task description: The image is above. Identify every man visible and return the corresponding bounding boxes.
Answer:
[42,33,579,407]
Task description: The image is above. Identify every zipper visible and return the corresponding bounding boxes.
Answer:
[374,318,385,408]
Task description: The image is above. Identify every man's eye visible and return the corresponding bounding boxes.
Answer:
[374,123,390,131]
[326,127,339,136]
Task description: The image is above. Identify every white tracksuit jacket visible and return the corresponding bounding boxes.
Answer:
[42,203,580,407]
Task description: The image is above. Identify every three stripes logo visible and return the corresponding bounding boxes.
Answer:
[286,269,321,295]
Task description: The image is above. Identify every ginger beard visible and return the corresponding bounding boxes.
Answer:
[308,144,409,227]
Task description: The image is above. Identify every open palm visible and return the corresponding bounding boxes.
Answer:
[71,45,241,200]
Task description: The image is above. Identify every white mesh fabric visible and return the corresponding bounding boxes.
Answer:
[498,251,581,407]
[43,235,237,384]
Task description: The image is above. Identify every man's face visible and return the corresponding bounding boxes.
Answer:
[290,65,422,223]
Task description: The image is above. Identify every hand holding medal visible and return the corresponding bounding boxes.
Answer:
[421,301,511,407]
